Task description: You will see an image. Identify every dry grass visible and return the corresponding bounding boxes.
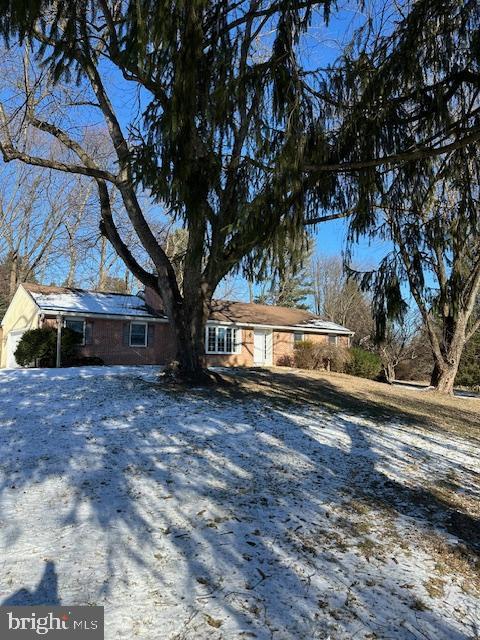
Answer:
[216,367,480,442]
[161,366,480,624]
[211,366,480,562]
[424,531,480,596]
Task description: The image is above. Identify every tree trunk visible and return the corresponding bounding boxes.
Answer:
[165,208,217,383]
[162,274,214,383]
[430,329,464,395]
[383,362,396,384]
[430,347,463,395]
[98,235,107,290]
[430,361,459,394]
[66,249,77,287]
[426,313,468,395]
[8,251,18,298]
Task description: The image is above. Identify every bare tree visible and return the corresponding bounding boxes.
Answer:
[311,255,373,341]
[377,317,421,384]
[0,161,76,295]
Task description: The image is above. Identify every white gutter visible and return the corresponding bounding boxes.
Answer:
[40,310,168,323]
[206,319,354,335]
[35,302,352,334]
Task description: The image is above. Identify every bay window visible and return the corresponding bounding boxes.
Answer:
[206,326,241,354]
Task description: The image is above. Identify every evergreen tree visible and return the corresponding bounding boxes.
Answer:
[254,237,312,309]
[349,150,480,394]
[0,0,478,381]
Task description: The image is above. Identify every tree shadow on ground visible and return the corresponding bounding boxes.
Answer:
[2,561,60,605]
[219,368,480,554]
[0,366,477,639]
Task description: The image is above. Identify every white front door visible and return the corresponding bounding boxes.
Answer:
[6,330,26,369]
[253,329,273,366]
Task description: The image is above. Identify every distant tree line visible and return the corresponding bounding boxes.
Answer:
[264,250,479,389]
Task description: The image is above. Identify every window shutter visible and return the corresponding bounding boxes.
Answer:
[123,322,130,346]
[147,323,155,346]
[85,322,93,345]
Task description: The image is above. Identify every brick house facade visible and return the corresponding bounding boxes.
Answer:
[1,283,353,368]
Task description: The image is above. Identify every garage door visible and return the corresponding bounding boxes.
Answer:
[6,330,26,369]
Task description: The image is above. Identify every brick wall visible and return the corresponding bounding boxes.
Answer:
[42,315,350,368]
[272,330,350,366]
[43,316,175,366]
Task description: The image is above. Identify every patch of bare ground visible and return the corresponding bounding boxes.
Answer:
[213,366,480,603]
[217,367,479,440]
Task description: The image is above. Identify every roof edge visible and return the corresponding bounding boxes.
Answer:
[206,319,354,335]
[40,309,168,322]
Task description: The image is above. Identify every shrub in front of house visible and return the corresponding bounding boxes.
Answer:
[276,354,294,367]
[313,343,351,373]
[292,340,350,373]
[15,327,82,367]
[293,340,317,369]
[346,346,382,379]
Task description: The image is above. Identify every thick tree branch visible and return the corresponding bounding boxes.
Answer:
[466,316,480,342]
[96,179,158,291]
[304,126,480,173]
[0,103,116,181]
[304,210,354,226]
[27,115,117,183]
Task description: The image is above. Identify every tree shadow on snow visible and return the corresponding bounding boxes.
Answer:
[0,367,477,639]
[2,560,60,606]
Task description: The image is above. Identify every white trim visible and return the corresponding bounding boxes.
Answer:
[64,317,86,346]
[205,325,242,355]
[206,320,353,336]
[129,321,148,347]
[41,310,168,323]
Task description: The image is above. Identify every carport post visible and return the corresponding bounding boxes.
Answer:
[56,314,63,368]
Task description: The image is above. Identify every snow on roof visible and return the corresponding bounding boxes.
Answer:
[296,318,353,334]
[23,283,165,319]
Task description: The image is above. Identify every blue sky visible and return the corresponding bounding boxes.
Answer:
[0,2,395,306]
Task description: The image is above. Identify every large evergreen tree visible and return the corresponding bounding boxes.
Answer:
[349,148,480,394]
[315,0,480,394]
[0,0,478,382]
[0,1,344,380]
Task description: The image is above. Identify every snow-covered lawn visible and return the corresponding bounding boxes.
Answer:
[0,366,478,639]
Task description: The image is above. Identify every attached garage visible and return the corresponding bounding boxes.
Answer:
[0,285,40,369]
[5,330,26,369]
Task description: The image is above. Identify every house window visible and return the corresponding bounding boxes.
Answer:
[130,322,148,347]
[328,335,338,346]
[65,318,86,345]
[293,332,304,343]
[206,326,240,354]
